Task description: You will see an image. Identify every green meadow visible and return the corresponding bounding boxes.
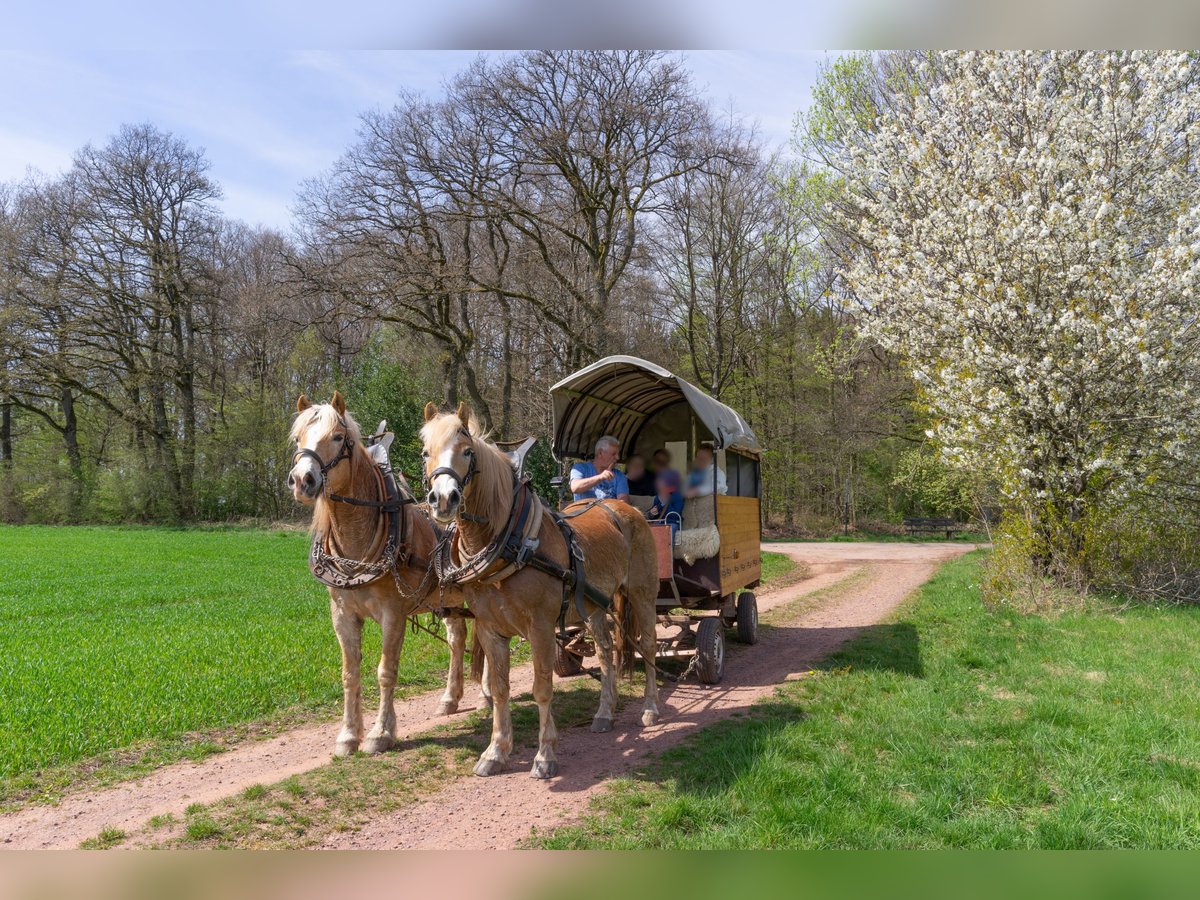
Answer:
[0,525,455,805]
[0,525,797,809]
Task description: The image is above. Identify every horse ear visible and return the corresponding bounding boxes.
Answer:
[331,391,346,416]
[456,400,471,425]
[296,394,311,413]
[423,402,438,423]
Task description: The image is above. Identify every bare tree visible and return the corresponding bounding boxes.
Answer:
[453,51,717,364]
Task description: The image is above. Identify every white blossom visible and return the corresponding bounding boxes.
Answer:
[833,52,1200,527]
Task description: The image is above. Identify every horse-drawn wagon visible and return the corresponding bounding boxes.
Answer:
[549,356,762,685]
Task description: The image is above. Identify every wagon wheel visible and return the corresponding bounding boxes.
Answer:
[735,591,759,645]
[694,618,726,684]
[554,639,584,678]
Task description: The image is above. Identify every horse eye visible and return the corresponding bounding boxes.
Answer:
[463,447,474,458]
[332,434,344,443]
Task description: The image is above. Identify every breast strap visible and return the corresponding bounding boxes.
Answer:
[309,460,419,591]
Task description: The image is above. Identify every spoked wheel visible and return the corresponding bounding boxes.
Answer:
[735,591,759,645]
[554,639,584,678]
[694,617,726,684]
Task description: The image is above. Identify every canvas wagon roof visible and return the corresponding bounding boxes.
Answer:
[549,355,760,460]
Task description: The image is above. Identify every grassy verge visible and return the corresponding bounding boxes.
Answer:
[534,550,1200,848]
[759,550,805,590]
[0,525,455,808]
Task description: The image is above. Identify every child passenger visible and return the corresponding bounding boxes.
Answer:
[647,468,684,538]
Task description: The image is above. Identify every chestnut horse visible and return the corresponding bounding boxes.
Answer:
[421,401,660,779]
[288,392,487,757]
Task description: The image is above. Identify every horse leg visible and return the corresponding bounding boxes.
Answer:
[636,596,661,727]
[478,654,493,712]
[437,615,467,716]
[588,606,617,733]
[474,626,512,777]
[363,610,405,754]
[331,600,364,757]
[528,625,560,779]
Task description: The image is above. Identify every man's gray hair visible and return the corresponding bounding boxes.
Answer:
[595,435,620,455]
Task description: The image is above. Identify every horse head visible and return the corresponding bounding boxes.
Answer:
[288,391,361,503]
[420,400,478,523]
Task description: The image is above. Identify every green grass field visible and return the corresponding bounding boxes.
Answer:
[0,525,457,805]
[0,526,797,809]
[537,551,1200,849]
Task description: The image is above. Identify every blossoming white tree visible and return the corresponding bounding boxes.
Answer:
[833,51,1200,579]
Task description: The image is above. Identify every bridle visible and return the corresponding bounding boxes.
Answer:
[293,437,353,480]
[296,415,435,597]
[425,428,487,525]
[426,428,476,491]
[293,419,398,512]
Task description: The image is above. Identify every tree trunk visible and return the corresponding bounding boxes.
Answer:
[441,353,459,407]
[500,297,514,436]
[460,360,494,433]
[173,305,197,519]
[0,399,12,469]
[60,387,83,522]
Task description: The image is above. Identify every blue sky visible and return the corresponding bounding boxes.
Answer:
[0,50,827,231]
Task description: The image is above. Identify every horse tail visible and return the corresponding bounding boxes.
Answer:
[611,587,636,676]
[470,622,486,684]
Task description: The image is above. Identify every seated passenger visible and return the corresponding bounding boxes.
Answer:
[625,453,657,495]
[651,447,672,478]
[646,469,684,538]
[569,435,630,502]
[683,445,727,498]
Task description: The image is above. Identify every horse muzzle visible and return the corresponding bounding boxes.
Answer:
[426,472,462,522]
[427,487,460,523]
[287,466,322,502]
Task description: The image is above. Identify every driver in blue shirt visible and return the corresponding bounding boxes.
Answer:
[569,435,630,502]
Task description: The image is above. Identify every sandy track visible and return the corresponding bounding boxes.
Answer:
[320,541,973,849]
[0,541,972,850]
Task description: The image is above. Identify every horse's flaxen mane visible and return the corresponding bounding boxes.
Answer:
[421,411,515,536]
[291,404,366,537]
[289,403,364,446]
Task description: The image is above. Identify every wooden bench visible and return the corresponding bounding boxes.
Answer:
[903,516,963,539]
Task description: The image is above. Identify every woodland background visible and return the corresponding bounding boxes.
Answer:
[0,51,975,531]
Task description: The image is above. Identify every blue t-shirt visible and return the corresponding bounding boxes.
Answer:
[570,461,629,501]
[647,492,684,522]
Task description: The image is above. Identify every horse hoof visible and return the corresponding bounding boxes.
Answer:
[362,734,394,755]
[474,757,506,777]
[531,759,559,780]
[334,739,359,758]
[478,695,494,712]
[641,710,660,727]
[591,717,613,734]
[435,700,459,716]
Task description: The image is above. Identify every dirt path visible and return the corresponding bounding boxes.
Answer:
[320,541,974,849]
[0,541,973,850]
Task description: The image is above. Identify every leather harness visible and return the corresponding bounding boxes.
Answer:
[300,423,433,596]
[433,469,620,631]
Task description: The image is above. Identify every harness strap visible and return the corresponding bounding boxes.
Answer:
[309,454,418,591]
[433,474,618,634]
